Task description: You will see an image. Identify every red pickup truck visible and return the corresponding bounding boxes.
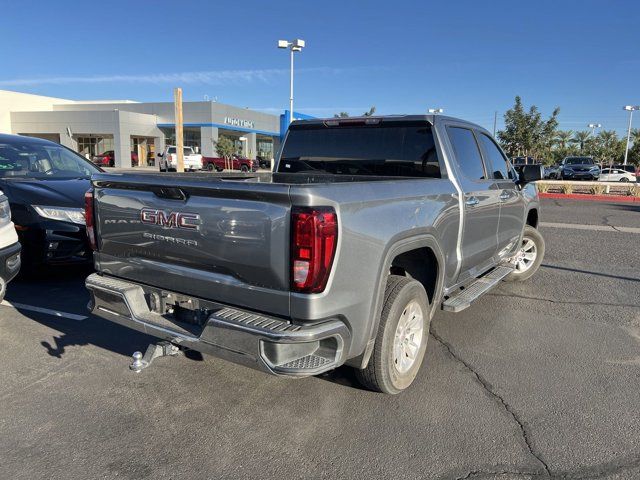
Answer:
[202,155,258,172]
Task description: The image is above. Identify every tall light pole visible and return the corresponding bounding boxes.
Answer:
[278,39,305,124]
[588,123,601,137]
[623,106,639,165]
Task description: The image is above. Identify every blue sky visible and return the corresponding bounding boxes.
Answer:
[0,0,638,134]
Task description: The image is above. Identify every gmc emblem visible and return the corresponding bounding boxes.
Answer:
[140,208,200,230]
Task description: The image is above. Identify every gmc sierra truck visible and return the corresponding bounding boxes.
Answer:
[85,115,544,394]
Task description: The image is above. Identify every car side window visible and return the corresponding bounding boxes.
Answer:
[477,133,511,180]
[446,127,486,180]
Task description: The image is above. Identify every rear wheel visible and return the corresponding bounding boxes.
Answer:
[159,162,166,172]
[505,225,545,282]
[619,177,629,182]
[241,165,249,172]
[355,275,430,394]
[207,163,215,172]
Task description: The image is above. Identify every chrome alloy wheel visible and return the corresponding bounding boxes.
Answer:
[393,300,424,374]
[513,237,537,273]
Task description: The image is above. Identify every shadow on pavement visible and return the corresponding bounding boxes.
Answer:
[541,263,640,282]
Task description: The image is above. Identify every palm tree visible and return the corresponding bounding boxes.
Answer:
[571,130,591,151]
[554,130,573,149]
[630,128,640,146]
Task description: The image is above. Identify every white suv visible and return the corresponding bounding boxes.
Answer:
[158,146,203,172]
[0,191,20,301]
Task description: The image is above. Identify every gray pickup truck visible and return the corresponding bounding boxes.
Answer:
[85,115,544,394]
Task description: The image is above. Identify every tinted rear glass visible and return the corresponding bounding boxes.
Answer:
[279,122,441,178]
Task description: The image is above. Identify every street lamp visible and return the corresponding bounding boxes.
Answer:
[623,106,640,165]
[588,123,601,137]
[428,108,444,115]
[278,38,305,124]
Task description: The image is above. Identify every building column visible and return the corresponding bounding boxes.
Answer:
[244,132,257,159]
[59,132,76,150]
[153,136,165,166]
[200,126,218,157]
[114,111,132,168]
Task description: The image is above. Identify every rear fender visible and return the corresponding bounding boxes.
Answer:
[348,234,445,369]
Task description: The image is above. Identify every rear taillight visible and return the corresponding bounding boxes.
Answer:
[291,207,338,293]
[84,189,97,251]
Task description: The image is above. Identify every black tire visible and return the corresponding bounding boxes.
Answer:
[505,225,545,282]
[355,275,430,394]
[159,164,166,172]
[619,177,629,182]
[207,163,215,172]
[215,166,223,172]
[241,165,249,172]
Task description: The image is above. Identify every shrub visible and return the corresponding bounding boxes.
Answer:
[589,185,605,195]
[625,185,640,197]
[537,182,549,193]
[561,183,573,194]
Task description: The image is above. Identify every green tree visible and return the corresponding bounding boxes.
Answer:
[593,130,623,166]
[571,130,591,151]
[497,96,560,161]
[215,136,235,170]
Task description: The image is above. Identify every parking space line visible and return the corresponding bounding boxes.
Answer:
[0,300,87,321]
[540,222,640,234]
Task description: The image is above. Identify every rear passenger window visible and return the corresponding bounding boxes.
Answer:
[447,127,486,180]
[477,133,511,180]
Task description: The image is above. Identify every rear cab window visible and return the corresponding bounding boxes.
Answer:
[446,127,487,180]
[278,120,442,178]
[477,133,513,180]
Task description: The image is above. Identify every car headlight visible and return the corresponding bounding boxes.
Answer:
[0,195,11,228]
[33,206,85,225]
[589,167,600,172]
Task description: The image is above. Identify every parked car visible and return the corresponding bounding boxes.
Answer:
[158,146,203,172]
[91,150,139,167]
[85,114,544,394]
[559,156,600,180]
[202,154,258,172]
[544,165,560,179]
[609,164,639,179]
[0,189,21,301]
[0,134,100,271]
[598,168,637,182]
[256,155,270,169]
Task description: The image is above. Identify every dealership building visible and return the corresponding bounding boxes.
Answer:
[0,89,289,167]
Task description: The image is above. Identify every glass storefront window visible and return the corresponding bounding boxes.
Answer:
[159,127,201,152]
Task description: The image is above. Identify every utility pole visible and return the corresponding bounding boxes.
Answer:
[493,111,497,137]
[174,87,184,172]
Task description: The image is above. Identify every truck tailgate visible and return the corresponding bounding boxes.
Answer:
[92,174,291,316]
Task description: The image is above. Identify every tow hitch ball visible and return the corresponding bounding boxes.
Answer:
[130,341,182,372]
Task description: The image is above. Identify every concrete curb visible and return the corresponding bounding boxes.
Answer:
[539,192,640,203]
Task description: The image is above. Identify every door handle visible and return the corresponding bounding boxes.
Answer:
[499,192,510,201]
[465,196,479,207]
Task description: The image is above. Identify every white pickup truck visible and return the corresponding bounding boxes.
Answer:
[158,146,203,172]
[0,190,21,302]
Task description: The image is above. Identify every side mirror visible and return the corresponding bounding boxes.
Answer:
[519,164,543,184]
[158,152,163,157]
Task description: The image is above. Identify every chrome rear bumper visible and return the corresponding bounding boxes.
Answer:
[85,273,350,376]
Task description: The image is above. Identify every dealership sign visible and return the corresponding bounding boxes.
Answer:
[224,117,255,129]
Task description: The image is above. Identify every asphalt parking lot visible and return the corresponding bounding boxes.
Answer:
[1,198,639,480]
